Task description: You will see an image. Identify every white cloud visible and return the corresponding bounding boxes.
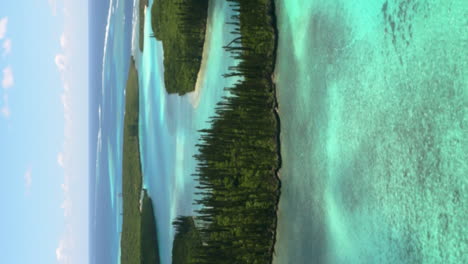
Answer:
[56,239,70,263]
[48,0,58,16]
[61,198,72,217]
[55,54,67,72]
[61,183,69,193]
[60,33,68,49]
[61,92,71,112]
[1,94,9,118]
[57,152,65,168]
[57,177,73,263]
[2,66,14,89]
[56,30,74,240]
[0,17,7,40]
[24,169,32,194]
[2,38,11,56]
[1,105,10,118]
[53,3,90,262]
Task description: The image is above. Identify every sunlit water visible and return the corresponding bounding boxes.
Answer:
[273,0,467,263]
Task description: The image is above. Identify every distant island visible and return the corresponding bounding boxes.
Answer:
[120,58,160,264]
[139,0,148,52]
[150,0,209,95]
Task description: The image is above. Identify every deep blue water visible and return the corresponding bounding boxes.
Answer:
[89,0,134,263]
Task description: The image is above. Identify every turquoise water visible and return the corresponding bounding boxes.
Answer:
[133,1,240,263]
[273,0,467,263]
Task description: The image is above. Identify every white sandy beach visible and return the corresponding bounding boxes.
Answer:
[187,8,213,109]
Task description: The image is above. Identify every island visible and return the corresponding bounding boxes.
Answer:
[150,0,209,95]
[120,58,161,264]
[139,0,148,52]
[172,0,281,263]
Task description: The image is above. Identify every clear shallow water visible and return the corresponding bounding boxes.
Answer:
[273,0,467,263]
[134,1,240,263]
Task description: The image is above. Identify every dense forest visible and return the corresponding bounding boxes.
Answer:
[173,0,280,263]
[139,0,148,51]
[120,59,160,264]
[141,190,160,264]
[151,0,209,94]
[172,216,203,264]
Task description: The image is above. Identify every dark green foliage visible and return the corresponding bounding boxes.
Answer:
[121,58,144,264]
[139,0,148,52]
[151,0,209,95]
[141,191,161,264]
[172,216,203,264]
[120,59,161,264]
[174,0,281,263]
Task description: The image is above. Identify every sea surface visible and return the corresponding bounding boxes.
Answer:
[90,0,134,263]
[273,0,467,263]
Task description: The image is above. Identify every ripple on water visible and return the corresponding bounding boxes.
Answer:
[274,0,467,263]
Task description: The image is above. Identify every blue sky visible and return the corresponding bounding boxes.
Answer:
[0,1,88,263]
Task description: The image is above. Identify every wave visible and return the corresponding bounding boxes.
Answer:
[101,0,114,98]
[96,0,113,224]
[130,0,138,56]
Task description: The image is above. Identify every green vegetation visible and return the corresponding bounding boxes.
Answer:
[150,0,209,95]
[172,216,202,264]
[120,58,161,264]
[173,0,281,263]
[141,190,160,264]
[120,58,143,264]
[139,0,148,52]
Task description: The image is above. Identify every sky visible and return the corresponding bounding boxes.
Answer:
[0,1,88,263]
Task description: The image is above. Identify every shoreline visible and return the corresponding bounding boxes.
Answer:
[168,0,282,261]
[151,0,209,95]
[187,0,214,109]
[269,0,282,262]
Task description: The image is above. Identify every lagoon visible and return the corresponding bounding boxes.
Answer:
[273,0,467,263]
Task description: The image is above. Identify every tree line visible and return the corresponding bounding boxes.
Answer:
[150,0,209,94]
[173,0,280,263]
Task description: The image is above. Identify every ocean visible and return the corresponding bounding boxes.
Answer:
[89,0,134,263]
[273,0,467,263]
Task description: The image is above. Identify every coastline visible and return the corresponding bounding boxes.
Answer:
[187,0,214,109]
[192,0,283,261]
[151,0,209,95]
[269,0,282,261]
